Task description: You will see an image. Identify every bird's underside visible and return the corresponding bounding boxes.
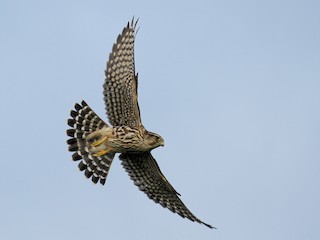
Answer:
[66,18,214,229]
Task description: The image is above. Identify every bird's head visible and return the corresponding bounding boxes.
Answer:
[146,131,165,149]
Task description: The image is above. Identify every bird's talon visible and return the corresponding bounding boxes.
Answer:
[92,149,110,157]
[91,136,108,147]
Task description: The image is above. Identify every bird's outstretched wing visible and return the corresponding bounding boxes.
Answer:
[67,101,115,185]
[119,152,215,229]
[103,18,142,128]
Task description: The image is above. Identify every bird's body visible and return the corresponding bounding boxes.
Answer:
[86,125,164,155]
[66,18,214,229]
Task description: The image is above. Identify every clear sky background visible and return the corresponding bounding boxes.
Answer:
[1,0,319,239]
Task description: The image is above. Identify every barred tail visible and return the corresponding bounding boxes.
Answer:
[66,100,115,185]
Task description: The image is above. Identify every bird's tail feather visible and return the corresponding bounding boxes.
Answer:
[66,100,115,185]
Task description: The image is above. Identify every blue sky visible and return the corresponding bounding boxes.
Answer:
[1,0,320,239]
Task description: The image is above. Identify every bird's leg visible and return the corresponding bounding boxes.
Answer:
[86,127,114,157]
[86,127,110,147]
[89,143,113,157]
[91,136,108,147]
[92,149,111,157]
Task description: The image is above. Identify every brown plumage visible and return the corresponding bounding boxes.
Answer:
[66,18,214,229]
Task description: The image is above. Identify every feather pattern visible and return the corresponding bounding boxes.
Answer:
[66,101,115,185]
[103,18,142,128]
[120,152,214,229]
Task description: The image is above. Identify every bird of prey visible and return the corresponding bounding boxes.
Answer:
[66,18,214,229]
